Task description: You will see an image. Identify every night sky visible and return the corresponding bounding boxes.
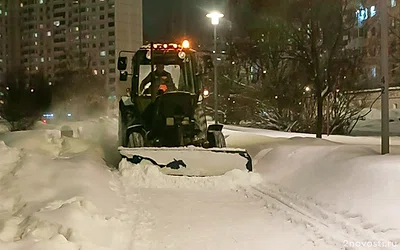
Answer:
[143,0,228,45]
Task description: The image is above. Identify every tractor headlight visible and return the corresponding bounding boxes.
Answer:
[166,117,174,126]
[178,51,186,59]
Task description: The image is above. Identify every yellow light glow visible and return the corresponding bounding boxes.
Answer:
[182,40,190,49]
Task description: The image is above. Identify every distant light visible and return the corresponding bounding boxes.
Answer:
[67,113,72,117]
[203,89,209,97]
[6,86,9,90]
[305,86,311,92]
[30,88,34,92]
[48,81,52,86]
[217,57,221,61]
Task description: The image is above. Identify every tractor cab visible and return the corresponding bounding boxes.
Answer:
[118,41,204,111]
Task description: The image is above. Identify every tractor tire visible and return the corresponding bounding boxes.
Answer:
[128,132,144,148]
[194,104,207,141]
[118,111,125,147]
[208,131,226,148]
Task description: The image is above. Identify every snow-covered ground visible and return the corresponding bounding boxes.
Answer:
[0,117,400,249]
[351,108,400,136]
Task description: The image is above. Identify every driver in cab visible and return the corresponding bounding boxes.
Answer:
[140,64,176,94]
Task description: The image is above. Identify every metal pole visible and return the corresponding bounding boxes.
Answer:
[214,25,218,124]
[380,0,390,154]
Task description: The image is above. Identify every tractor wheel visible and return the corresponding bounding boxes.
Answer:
[118,111,125,147]
[194,104,207,141]
[127,132,144,148]
[208,131,226,148]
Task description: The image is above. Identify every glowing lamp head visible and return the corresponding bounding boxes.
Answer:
[203,89,209,97]
[182,40,190,49]
[206,11,224,25]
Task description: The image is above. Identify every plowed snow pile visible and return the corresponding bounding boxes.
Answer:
[226,128,400,248]
[0,128,131,250]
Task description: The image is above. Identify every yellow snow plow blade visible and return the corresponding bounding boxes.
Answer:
[118,146,252,177]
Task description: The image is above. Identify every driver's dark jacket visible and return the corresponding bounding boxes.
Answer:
[140,70,176,92]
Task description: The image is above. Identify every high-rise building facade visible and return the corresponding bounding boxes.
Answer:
[347,0,400,87]
[0,0,143,98]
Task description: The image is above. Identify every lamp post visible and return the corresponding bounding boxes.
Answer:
[206,11,224,124]
[380,0,389,154]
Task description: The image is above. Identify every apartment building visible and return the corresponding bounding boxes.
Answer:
[347,0,400,87]
[0,0,142,98]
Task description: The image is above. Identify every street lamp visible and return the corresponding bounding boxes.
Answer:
[206,11,224,124]
[380,0,390,154]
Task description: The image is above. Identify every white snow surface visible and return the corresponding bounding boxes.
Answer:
[0,117,400,249]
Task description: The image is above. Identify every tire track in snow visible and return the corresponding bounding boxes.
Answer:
[243,184,398,250]
[109,171,154,250]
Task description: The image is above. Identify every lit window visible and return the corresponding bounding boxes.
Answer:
[34,33,38,38]
[0,10,2,15]
[5,11,7,16]
[35,66,39,71]
[40,57,44,62]
[370,6,376,17]
[53,21,60,27]
[93,69,98,75]
[35,41,38,45]
[75,27,79,31]
[372,66,377,77]
[392,0,397,7]
[40,0,44,3]
[39,24,44,29]
[47,31,51,36]
[101,69,105,74]
[20,3,24,7]
[100,51,106,56]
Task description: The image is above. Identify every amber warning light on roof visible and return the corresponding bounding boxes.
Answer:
[182,40,190,49]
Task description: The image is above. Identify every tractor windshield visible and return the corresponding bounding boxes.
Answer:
[135,50,196,96]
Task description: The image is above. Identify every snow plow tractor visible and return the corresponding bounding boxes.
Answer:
[117,40,252,176]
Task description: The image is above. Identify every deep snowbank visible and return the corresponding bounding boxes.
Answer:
[229,130,400,244]
[0,130,130,250]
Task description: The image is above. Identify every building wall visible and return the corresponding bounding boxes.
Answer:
[0,0,20,73]
[115,0,143,98]
[353,87,400,111]
[349,0,400,87]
